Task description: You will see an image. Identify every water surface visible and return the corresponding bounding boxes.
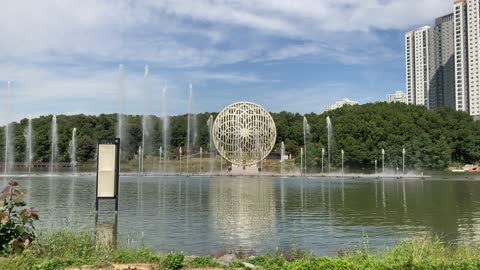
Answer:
[9,175,480,255]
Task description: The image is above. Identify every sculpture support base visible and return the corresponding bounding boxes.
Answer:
[231,164,261,175]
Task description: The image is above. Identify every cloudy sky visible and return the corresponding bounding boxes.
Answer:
[0,0,452,124]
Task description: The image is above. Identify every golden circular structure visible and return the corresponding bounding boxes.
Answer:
[213,102,277,166]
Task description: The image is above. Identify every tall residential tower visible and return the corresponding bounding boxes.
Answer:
[405,26,432,106]
[430,13,455,109]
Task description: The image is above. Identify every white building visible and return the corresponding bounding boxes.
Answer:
[386,91,407,103]
[405,26,432,107]
[325,98,359,111]
[454,0,480,118]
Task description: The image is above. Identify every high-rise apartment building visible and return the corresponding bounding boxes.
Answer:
[430,14,456,109]
[405,26,432,106]
[405,0,480,118]
[454,0,469,113]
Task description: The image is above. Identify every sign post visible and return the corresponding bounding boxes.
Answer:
[96,138,120,212]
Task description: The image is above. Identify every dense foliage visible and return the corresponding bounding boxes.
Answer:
[0,181,39,254]
[1,102,479,170]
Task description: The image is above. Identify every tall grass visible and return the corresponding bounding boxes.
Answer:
[2,231,480,269]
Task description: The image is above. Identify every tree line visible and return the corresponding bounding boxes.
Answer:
[1,102,479,170]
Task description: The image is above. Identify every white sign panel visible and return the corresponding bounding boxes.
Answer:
[97,144,116,198]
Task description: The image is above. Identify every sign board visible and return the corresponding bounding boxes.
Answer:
[96,138,120,211]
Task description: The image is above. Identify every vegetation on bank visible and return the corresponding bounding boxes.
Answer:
[1,230,480,270]
[1,103,480,170]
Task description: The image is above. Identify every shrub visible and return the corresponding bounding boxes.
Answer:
[161,252,184,270]
[0,181,39,254]
[188,256,222,268]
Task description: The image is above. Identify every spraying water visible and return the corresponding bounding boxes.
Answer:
[159,147,163,173]
[138,146,143,175]
[186,83,193,174]
[69,128,77,174]
[255,130,262,172]
[402,148,406,175]
[179,147,183,173]
[24,115,33,175]
[341,149,345,174]
[381,148,385,174]
[321,148,325,174]
[117,65,126,159]
[141,65,151,175]
[280,141,285,174]
[326,116,333,174]
[199,147,203,174]
[161,87,169,174]
[303,117,310,174]
[300,147,304,175]
[3,123,9,175]
[4,81,14,175]
[207,115,215,174]
[49,115,58,175]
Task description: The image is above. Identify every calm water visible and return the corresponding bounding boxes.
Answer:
[7,175,480,255]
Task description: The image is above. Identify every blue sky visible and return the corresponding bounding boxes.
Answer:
[0,0,452,124]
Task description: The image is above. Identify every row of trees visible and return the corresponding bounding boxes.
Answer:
[0,102,479,170]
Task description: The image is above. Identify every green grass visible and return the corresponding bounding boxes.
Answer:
[2,230,480,270]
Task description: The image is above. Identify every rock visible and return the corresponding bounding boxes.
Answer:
[217,253,237,266]
[241,262,259,269]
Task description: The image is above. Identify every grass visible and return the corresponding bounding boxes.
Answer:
[2,230,480,269]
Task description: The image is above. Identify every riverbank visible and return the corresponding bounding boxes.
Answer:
[1,230,480,270]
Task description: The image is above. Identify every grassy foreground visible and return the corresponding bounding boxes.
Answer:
[1,230,480,270]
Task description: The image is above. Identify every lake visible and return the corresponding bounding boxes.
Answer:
[8,174,480,256]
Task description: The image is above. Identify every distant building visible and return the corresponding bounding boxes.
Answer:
[325,98,359,111]
[387,91,407,104]
[405,26,432,107]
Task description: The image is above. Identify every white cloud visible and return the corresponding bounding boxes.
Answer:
[0,0,451,123]
[0,0,452,66]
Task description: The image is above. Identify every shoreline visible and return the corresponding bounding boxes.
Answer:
[0,172,431,179]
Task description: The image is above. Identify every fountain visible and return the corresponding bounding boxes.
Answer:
[24,114,33,175]
[138,146,143,175]
[117,65,126,157]
[220,146,224,173]
[375,159,378,175]
[303,117,310,174]
[161,87,169,174]
[207,115,215,174]
[69,128,77,174]
[341,149,344,174]
[159,147,163,173]
[3,123,9,176]
[199,147,203,173]
[186,83,194,174]
[300,147,304,175]
[321,148,325,174]
[49,115,58,175]
[4,81,14,175]
[381,149,385,174]
[402,148,406,175]
[280,141,285,174]
[141,65,151,174]
[326,116,333,174]
[179,147,182,173]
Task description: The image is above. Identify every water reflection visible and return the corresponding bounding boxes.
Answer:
[11,176,480,255]
[209,177,276,252]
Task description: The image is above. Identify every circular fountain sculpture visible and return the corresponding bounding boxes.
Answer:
[213,102,276,167]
